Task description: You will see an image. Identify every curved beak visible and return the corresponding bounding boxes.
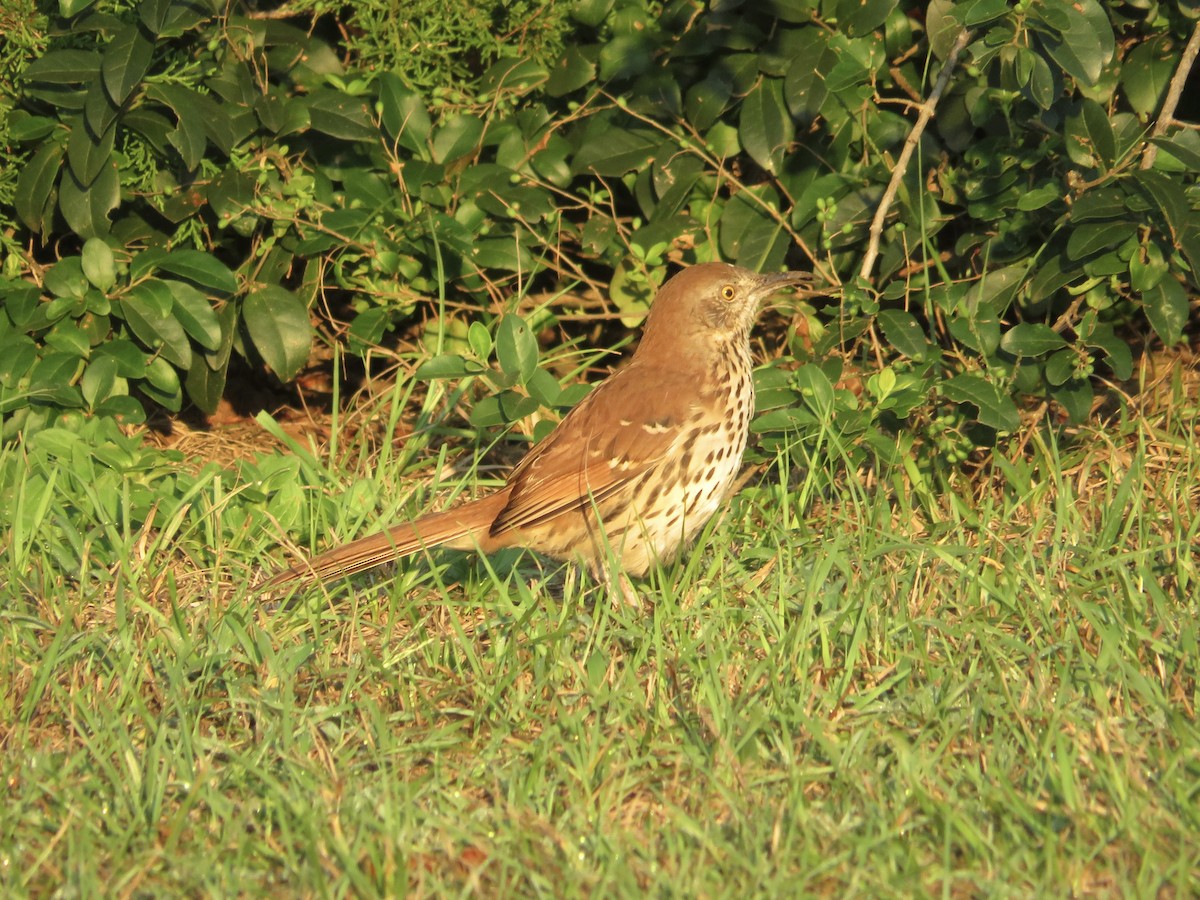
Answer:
[751,270,815,301]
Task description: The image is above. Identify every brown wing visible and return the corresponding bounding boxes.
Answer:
[489,360,702,537]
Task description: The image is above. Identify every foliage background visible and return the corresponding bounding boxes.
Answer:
[2,0,1197,447]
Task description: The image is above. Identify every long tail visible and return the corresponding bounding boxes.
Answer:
[258,489,512,591]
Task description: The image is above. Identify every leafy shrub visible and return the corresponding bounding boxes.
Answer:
[1,0,1196,472]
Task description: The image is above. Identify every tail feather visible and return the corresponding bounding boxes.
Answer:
[258,490,512,591]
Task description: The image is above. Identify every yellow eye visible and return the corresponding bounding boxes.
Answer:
[720,284,736,301]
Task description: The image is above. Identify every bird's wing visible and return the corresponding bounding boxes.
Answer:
[489,362,703,536]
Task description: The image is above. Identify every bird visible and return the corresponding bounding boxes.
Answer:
[259,262,812,602]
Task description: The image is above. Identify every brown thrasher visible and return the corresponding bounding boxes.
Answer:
[260,262,811,600]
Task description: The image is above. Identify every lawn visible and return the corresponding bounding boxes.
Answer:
[2,345,1197,896]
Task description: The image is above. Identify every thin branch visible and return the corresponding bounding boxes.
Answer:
[859,28,973,284]
[604,94,827,281]
[1140,20,1200,169]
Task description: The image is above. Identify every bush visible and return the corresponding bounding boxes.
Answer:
[0,0,1196,465]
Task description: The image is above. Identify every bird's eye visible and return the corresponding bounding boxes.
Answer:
[720,285,736,301]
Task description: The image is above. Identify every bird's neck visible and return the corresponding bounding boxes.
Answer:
[638,318,752,373]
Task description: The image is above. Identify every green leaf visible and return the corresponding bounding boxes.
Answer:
[949,314,1001,355]
[145,85,209,161]
[431,113,484,164]
[571,120,658,176]
[81,238,116,291]
[141,355,182,412]
[1150,134,1200,173]
[1064,99,1115,169]
[1034,0,1113,86]
[45,322,90,358]
[1070,188,1127,222]
[84,81,120,143]
[194,92,242,153]
[783,30,835,122]
[469,390,539,428]
[1066,222,1134,260]
[159,0,207,36]
[1133,170,1200,285]
[823,53,871,94]
[346,308,392,355]
[377,74,431,155]
[0,333,39,387]
[102,23,155,105]
[415,354,486,380]
[598,33,654,81]
[545,46,596,97]
[739,78,794,175]
[81,355,119,408]
[28,353,84,407]
[496,314,539,385]
[685,70,734,131]
[150,249,239,294]
[206,302,238,373]
[1134,169,1187,239]
[21,49,101,84]
[530,133,572,187]
[93,395,145,424]
[7,113,57,142]
[608,262,654,324]
[876,309,930,359]
[67,121,115,191]
[839,0,898,36]
[1121,35,1174,118]
[15,141,65,234]
[526,368,561,407]
[184,349,227,415]
[168,108,207,171]
[121,281,191,369]
[1016,184,1059,211]
[1142,278,1188,346]
[242,285,312,381]
[962,0,1010,26]
[942,373,1020,431]
[59,162,120,238]
[467,320,492,361]
[471,236,537,273]
[95,339,148,377]
[207,169,255,223]
[1051,379,1093,424]
[1023,50,1057,110]
[480,58,548,95]
[793,364,835,415]
[1129,240,1167,292]
[124,275,174,319]
[2,282,43,328]
[927,0,961,61]
[60,0,98,17]
[306,88,376,141]
[719,186,788,272]
[1000,323,1067,357]
[1082,322,1132,380]
[167,281,222,351]
[963,263,1030,315]
[139,0,173,34]
[464,167,556,221]
[572,0,614,27]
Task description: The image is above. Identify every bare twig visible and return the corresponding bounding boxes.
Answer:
[603,94,828,281]
[859,28,973,283]
[1140,20,1200,169]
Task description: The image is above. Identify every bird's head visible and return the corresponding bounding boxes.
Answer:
[637,262,812,358]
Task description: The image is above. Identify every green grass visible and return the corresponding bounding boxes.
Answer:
[2,359,1198,896]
